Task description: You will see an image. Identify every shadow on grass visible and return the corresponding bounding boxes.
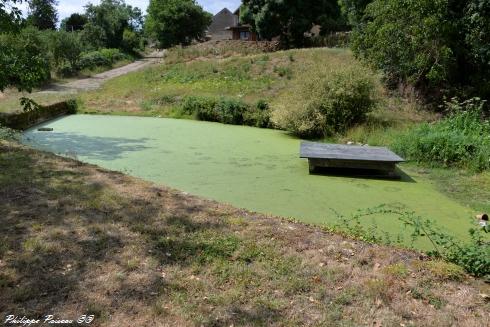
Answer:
[0,143,231,321]
[24,131,152,161]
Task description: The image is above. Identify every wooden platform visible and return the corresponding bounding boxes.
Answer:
[300,142,405,175]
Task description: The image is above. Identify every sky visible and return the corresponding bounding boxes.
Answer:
[20,0,242,20]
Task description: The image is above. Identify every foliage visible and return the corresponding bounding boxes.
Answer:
[241,0,344,48]
[19,97,40,112]
[352,0,454,90]
[26,0,58,30]
[330,205,490,278]
[181,96,271,128]
[338,0,372,27]
[273,64,377,138]
[0,124,18,140]
[122,28,140,52]
[0,0,23,32]
[82,0,143,50]
[0,27,51,92]
[78,48,130,70]
[463,0,490,98]
[1,1,49,92]
[65,99,78,114]
[145,0,212,48]
[393,98,490,171]
[49,30,83,74]
[351,0,490,102]
[60,13,87,32]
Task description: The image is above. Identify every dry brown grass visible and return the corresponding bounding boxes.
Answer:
[1,141,489,326]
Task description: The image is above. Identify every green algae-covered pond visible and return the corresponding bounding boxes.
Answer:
[23,115,474,247]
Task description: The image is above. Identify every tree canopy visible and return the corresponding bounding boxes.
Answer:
[60,13,88,32]
[1,1,50,91]
[145,0,212,48]
[0,0,23,32]
[82,0,143,50]
[351,0,490,102]
[26,0,58,30]
[241,0,344,48]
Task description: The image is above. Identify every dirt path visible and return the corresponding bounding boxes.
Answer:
[38,50,165,94]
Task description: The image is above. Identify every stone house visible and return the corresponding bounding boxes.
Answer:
[207,8,257,41]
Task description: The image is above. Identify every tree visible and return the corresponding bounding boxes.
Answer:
[464,0,490,93]
[50,30,83,69]
[338,0,372,27]
[1,1,50,92]
[351,0,490,103]
[60,13,87,31]
[241,0,343,48]
[0,27,51,92]
[145,0,212,48]
[82,0,143,50]
[0,0,23,31]
[26,0,58,30]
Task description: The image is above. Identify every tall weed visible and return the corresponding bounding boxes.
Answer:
[393,98,490,171]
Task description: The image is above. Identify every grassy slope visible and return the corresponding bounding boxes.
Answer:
[1,141,489,326]
[78,48,355,116]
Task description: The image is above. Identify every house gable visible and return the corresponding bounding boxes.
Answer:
[208,8,238,40]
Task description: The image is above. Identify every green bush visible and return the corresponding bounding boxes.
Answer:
[48,30,83,73]
[79,51,111,69]
[180,96,271,128]
[99,48,128,62]
[243,100,272,128]
[273,65,378,138]
[181,96,217,120]
[393,98,490,171]
[79,48,130,70]
[0,27,51,91]
[215,98,249,125]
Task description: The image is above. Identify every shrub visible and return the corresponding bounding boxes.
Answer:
[49,30,83,71]
[181,96,217,119]
[180,96,271,128]
[392,98,490,171]
[79,51,111,69]
[215,98,249,125]
[0,27,51,91]
[99,48,127,63]
[243,100,272,128]
[79,48,130,70]
[272,65,378,138]
[122,28,140,52]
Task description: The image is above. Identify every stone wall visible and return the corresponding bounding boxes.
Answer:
[0,100,78,130]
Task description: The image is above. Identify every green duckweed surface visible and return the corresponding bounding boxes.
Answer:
[23,115,474,246]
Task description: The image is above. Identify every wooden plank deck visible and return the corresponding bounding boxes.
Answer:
[300,142,405,175]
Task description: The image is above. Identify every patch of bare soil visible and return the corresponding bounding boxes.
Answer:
[0,141,489,326]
